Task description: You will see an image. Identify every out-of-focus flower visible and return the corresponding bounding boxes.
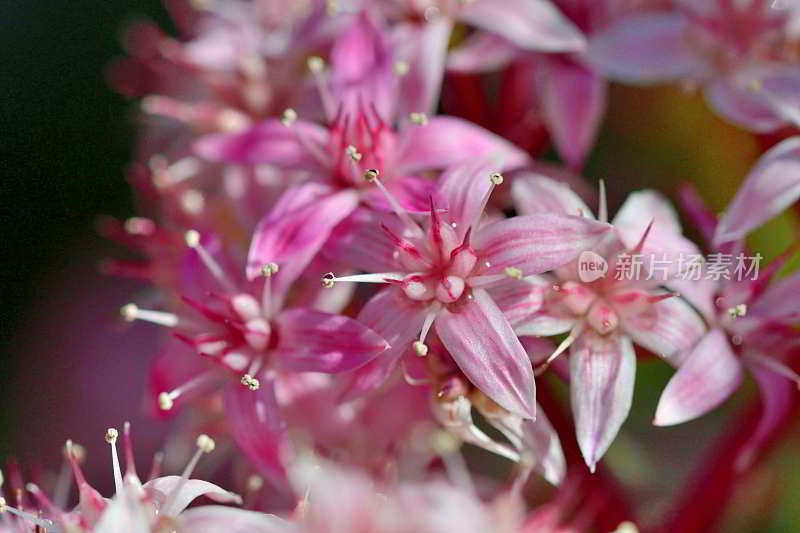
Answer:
[321,163,611,419]
[587,0,800,132]
[509,176,705,471]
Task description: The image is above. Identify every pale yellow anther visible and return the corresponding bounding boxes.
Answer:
[345,145,362,161]
[613,522,639,533]
[409,112,428,126]
[247,474,264,491]
[0,496,6,513]
[430,430,460,454]
[727,304,748,318]
[158,392,174,411]
[240,374,260,391]
[413,341,429,357]
[363,168,380,182]
[120,303,138,322]
[281,108,297,127]
[489,172,504,185]
[504,267,523,280]
[307,56,325,74]
[196,434,216,453]
[104,428,119,445]
[321,272,336,289]
[748,79,763,92]
[185,229,201,248]
[64,440,86,463]
[261,262,280,277]
[394,61,410,76]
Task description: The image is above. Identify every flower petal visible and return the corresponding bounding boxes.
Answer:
[324,207,406,273]
[486,275,548,327]
[246,185,359,302]
[193,119,329,169]
[274,309,389,373]
[570,332,636,472]
[537,57,607,169]
[749,271,800,323]
[435,160,495,238]
[447,31,519,73]
[435,288,536,419]
[178,506,291,533]
[475,214,611,276]
[511,174,592,217]
[587,13,706,84]
[395,116,529,175]
[458,0,585,52]
[395,18,453,116]
[144,477,242,516]
[654,329,743,426]
[714,136,800,244]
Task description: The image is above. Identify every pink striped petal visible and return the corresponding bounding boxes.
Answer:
[749,271,800,323]
[178,506,291,533]
[224,381,288,487]
[458,0,585,52]
[587,13,706,84]
[362,174,435,214]
[511,174,592,217]
[193,119,329,169]
[474,214,611,276]
[324,207,406,273]
[654,329,743,426]
[435,288,536,419]
[339,288,429,399]
[274,309,389,373]
[395,18,452,116]
[570,332,636,472]
[246,185,359,300]
[538,57,607,169]
[144,477,242,516]
[486,275,548,326]
[714,136,800,244]
[435,160,495,239]
[395,116,529,175]
[447,32,519,73]
[521,412,566,486]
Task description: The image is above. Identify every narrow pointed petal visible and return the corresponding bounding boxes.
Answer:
[193,119,329,169]
[486,275,548,326]
[458,0,585,52]
[475,214,611,276]
[274,309,389,373]
[325,207,406,273]
[538,57,607,169]
[511,174,592,217]
[144,477,242,516]
[435,160,495,238]
[714,136,800,244]
[246,185,359,300]
[654,329,743,426]
[520,412,566,486]
[395,116,529,175]
[447,32,518,73]
[362,174,436,214]
[224,381,289,488]
[178,506,291,533]
[340,288,429,399]
[396,18,453,116]
[570,332,636,472]
[435,288,536,419]
[621,295,706,365]
[748,271,800,322]
[587,13,706,84]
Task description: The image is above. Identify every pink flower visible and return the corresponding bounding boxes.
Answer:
[509,176,706,471]
[321,163,611,419]
[587,0,800,132]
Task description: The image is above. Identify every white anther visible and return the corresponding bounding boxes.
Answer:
[120,303,138,322]
[307,56,325,73]
[727,304,748,318]
[196,434,216,453]
[322,272,336,288]
[281,108,297,126]
[247,475,264,491]
[185,229,201,248]
[345,145,362,161]
[105,428,119,444]
[363,168,380,182]
[240,374,260,391]
[261,262,279,277]
[409,112,428,126]
[394,61,410,76]
[413,341,429,357]
[489,172,504,185]
[504,267,523,280]
[158,392,174,411]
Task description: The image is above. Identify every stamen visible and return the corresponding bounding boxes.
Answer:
[281,108,297,127]
[632,220,655,254]
[326,0,338,15]
[122,421,139,482]
[598,179,608,223]
[307,56,325,74]
[726,303,748,318]
[413,341,429,357]
[161,435,216,517]
[120,303,180,328]
[240,374,260,391]
[0,496,54,529]
[469,171,503,232]
[148,452,164,482]
[402,360,432,386]
[246,475,263,492]
[345,144,362,161]
[158,371,217,411]
[535,322,585,376]
[414,306,439,357]
[124,216,156,235]
[489,172,504,185]
[409,112,428,126]
[364,173,423,235]
[504,267,523,280]
[394,61,410,76]
[105,428,123,496]
[260,262,279,316]
[321,272,404,288]
[185,230,237,293]
[26,483,66,524]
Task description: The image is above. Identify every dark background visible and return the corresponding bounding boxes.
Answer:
[0,1,171,461]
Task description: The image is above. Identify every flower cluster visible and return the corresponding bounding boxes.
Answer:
[9,0,800,531]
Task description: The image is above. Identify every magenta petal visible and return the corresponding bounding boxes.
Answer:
[485,275,547,326]
[511,174,592,217]
[475,214,611,276]
[395,116,529,175]
[274,309,389,373]
[193,119,329,169]
[144,477,242,516]
[395,18,453,116]
[178,506,291,533]
[570,332,636,472]
[749,271,800,323]
[340,288,429,399]
[362,174,435,214]
[714,136,800,244]
[246,185,359,300]
[538,57,607,169]
[447,32,519,73]
[324,207,406,273]
[435,160,495,239]
[458,0,585,52]
[654,329,743,426]
[224,381,289,488]
[435,288,536,419]
[587,13,706,84]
